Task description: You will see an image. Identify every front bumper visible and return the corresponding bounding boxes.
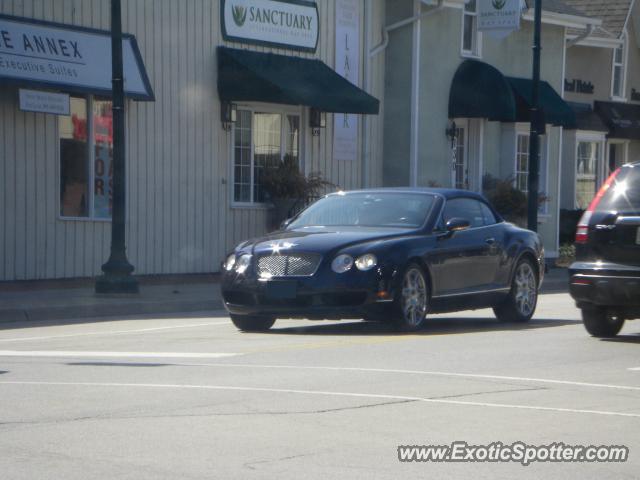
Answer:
[569,261,640,311]
[221,265,396,319]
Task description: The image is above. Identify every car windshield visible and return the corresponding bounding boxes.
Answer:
[288,192,436,229]
[598,165,640,215]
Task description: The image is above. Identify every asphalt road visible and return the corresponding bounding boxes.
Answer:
[0,292,639,480]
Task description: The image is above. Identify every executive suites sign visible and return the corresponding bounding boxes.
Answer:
[478,0,522,39]
[221,0,319,52]
[0,15,154,100]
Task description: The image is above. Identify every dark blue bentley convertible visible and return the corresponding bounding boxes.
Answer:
[222,188,544,332]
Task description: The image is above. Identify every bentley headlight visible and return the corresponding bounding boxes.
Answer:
[235,254,252,274]
[355,254,377,271]
[224,254,236,271]
[331,254,354,274]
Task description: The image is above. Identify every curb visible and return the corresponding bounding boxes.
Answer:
[0,300,226,325]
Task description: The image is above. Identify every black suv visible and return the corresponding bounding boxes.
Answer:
[570,162,640,337]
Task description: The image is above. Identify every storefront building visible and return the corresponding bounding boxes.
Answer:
[561,0,640,211]
[381,0,596,258]
[0,0,386,281]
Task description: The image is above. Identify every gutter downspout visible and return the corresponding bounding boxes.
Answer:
[566,23,595,48]
[369,0,445,58]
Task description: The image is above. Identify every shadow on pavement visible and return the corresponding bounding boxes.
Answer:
[600,334,640,344]
[265,318,581,337]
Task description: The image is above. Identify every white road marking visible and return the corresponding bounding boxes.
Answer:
[0,380,638,418]
[0,351,241,359]
[168,363,640,392]
[0,321,230,343]
[629,367,640,371]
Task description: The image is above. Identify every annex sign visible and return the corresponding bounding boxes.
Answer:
[0,15,153,100]
[222,0,319,52]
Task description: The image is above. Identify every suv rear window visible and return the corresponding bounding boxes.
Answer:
[597,165,640,215]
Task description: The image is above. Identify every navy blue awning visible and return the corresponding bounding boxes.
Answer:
[217,47,379,114]
[449,60,575,128]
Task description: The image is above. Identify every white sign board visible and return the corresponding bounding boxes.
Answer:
[333,0,360,162]
[478,0,523,39]
[222,0,319,52]
[0,15,153,100]
[19,88,69,115]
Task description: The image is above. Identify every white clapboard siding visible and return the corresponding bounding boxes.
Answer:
[0,0,385,280]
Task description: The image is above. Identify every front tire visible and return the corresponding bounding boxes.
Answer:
[394,263,429,331]
[582,307,624,338]
[494,258,538,323]
[230,314,276,332]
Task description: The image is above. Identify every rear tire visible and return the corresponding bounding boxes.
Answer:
[494,258,538,323]
[394,263,429,332]
[582,307,624,338]
[230,314,276,332]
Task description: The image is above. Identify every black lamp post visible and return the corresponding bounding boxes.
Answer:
[527,0,543,232]
[95,0,138,294]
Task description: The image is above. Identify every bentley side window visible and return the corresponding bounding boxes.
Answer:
[442,198,485,229]
[480,202,497,226]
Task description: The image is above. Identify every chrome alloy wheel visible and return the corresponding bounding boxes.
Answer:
[514,262,537,317]
[401,267,428,327]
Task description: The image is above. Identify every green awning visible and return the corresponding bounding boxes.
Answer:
[449,60,516,122]
[449,60,576,128]
[217,47,379,115]
[507,77,576,128]
[595,101,640,140]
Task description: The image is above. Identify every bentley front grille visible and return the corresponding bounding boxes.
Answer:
[257,254,322,278]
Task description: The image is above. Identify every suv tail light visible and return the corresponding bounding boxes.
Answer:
[575,168,621,244]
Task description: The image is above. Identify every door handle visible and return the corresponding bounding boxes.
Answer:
[485,238,496,245]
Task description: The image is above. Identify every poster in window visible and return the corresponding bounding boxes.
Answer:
[333,0,360,162]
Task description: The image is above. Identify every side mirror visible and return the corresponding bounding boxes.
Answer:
[445,218,470,234]
[280,218,292,230]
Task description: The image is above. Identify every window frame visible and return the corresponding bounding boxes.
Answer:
[58,94,114,222]
[230,103,304,208]
[512,125,550,214]
[574,133,606,210]
[461,0,482,59]
[610,31,628,101]
[451,118,469,189]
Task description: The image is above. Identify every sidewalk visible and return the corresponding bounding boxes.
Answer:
[0,269,569,325]
[0,276,224,324]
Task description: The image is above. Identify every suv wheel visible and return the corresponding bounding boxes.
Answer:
[230,314,276,332]
[582,307,624,338]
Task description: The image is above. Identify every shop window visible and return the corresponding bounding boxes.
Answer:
[233,109,301,204]
[453,124,467,189]
[576,141,601,209]
[59,96,113,219]
[461,0,481,57]
[514,131,548,213]
[611,32,627,99]
[515,133,530,192]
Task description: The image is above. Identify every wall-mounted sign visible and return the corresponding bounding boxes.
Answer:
[478,0,523,39]
[632,88,640,102]
[0,14,154,100]
[564,79,594,95]
[19,88,70,115]
[333,0,359,162]
[221,0,319,52]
